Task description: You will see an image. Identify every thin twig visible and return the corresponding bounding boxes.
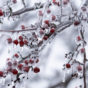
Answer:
[0,27,37,33]
[80,28,87,88]
[11,3,51,16]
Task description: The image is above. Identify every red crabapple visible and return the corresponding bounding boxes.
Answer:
[19,36,23,41]
[7,38,12,44]
[23,66,30,72]
[77,36,81,41]
[29,59,34,64]
[0,71,3,77]
[43,36,48,40]
[14,53,19,58]
[81,48,85,53]
[7,67,12,72]
[24,39,28,45]
[18,64,23,70]
[57,2,60,6]
[53,0,57,4]
[24,60,29,65]
[36,59,39,63]
[63,0,69,5]
[13,0,17,3]
[0,9,3,16]
[19,40,24,47]
[21,25,25,30]
[66,63,71,68]
[44,20,49,25]
[39,29,44,35]
[77,65,82,71]
[13,40,18,45]
[12,69,18,75]
[39,10,43,16]
[50,28,55,34]
[47,9,51,14]
[74,21,80,26]
[33,67,40,73]
[7,62,12,67]
[52,15,56,20]
[13,61,17,66]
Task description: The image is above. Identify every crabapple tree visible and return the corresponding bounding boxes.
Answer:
[0,0,88,88]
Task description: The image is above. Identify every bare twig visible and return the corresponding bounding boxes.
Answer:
[22,0,26,7]
[11,3,51,16]
[49,75,72,88]
[80,29,87,88]
[0,27,37,33]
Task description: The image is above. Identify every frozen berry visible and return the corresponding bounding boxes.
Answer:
[53,0,57,4]
[29,59,34,64]
[47,9,51,14]
[19,40,24,47]
[0,9,3,16]
[13,61,17,66]
[7,62,12,67]
[39,29,44,35]
[14,53,19,58]
[77,65,82,71]
[13,0,17,3]
[7,38,12,44]
[43,36,48,40]
[39,10,43,16]
[33,67,40,73]
[44,20,49,25]
[23,66,30,72]
[81,48,85,53]
[13,40,18,45]
[63,0,68,5]
[66,63,71,68]
[19,36,23,41]
[12,69,18,75]
[18,64,23,70]
[52,15,56,20]
[36,59,39,63]
[0,71,3,77]
[50,28,55,34]
[21,25,25,30]
[74,21,80,26]
[24,39,28,45]
[24,60,28,65]
[77,36,81,41]
[7,67,12,72]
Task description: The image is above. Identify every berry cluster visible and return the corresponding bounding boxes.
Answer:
[7,35,28,47]
[63,34,84,80]
[0,58,40,77]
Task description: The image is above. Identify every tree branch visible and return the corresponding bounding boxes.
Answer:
[49,75,72,88]
[0,27,37,33]
[80,29,87,88]
[11,3,51,16]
